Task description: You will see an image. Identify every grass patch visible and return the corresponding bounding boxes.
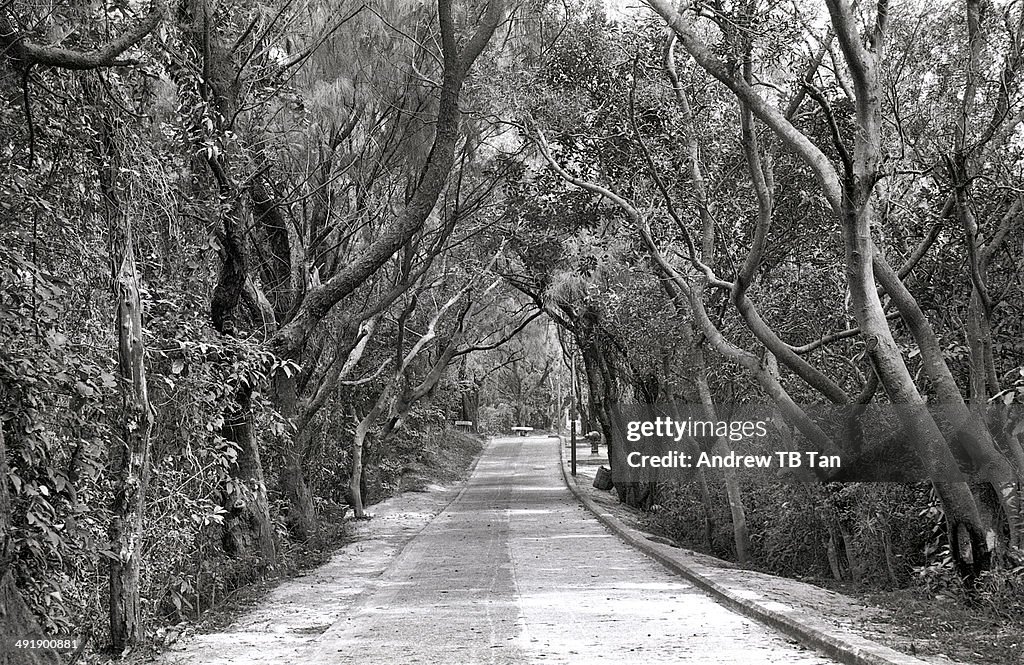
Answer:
[398,430,483,492]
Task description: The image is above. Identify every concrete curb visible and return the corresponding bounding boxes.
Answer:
[557,438,934,665]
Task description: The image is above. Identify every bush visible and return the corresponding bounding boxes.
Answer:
[646,476,931,589]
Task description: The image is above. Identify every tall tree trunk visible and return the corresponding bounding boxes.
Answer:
[348,427,368,520]
[108,248,155,651]
[275,373,316,539]
[696,373,750,564]
[460,388,479,428]
[873,256,1019,550]
[573,314,656,510]
[209,194,276,562]
[846,150,991,581]
[182,0,278,561]
[350,389,391,519]
[823,0,993,578]
[219,386,275,561]
[281,447,316,539]
[90,86,156,650]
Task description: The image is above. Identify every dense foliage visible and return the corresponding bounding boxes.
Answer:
[1,0,1023,660]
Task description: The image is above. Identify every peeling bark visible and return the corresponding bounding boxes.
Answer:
[107,249,155,651]
[90,86,156,650]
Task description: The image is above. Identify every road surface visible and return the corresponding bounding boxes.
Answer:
[302,435,834,664]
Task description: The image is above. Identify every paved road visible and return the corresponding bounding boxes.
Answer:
[307,436,834,664]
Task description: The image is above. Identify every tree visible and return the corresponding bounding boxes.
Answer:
[177,0,507,539]
[90,84,157,652]
[642,0,1023,578]
[1,3,168,649]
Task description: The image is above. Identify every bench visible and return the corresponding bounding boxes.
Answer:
[511,426,534,436]
[454,420,474,430]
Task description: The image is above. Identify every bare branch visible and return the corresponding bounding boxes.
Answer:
[801,81,853,178]
[339,359,390,386]
[455,310,544,356]
[645,0,843,210]
[785,28,835,120]
[825,0,870,94]
[531,125,731,290]
[278,5,367,71]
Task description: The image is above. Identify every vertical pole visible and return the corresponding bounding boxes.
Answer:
[555,349,562,434]
[570,351,577,476]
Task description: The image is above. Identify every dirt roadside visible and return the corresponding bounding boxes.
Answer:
[154,478,475,665]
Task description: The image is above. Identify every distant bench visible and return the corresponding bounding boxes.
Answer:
[454,420,474,430]
[511,426,534,436]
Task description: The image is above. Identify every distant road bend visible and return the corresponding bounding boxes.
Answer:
[305,435,835,664]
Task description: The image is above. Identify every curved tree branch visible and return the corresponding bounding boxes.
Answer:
[1,3,165,70]
[271,0,504,357]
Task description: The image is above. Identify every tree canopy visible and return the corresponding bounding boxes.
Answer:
[2,0,1023,658]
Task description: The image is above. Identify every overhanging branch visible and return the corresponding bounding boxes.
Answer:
[2,3,165,70]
